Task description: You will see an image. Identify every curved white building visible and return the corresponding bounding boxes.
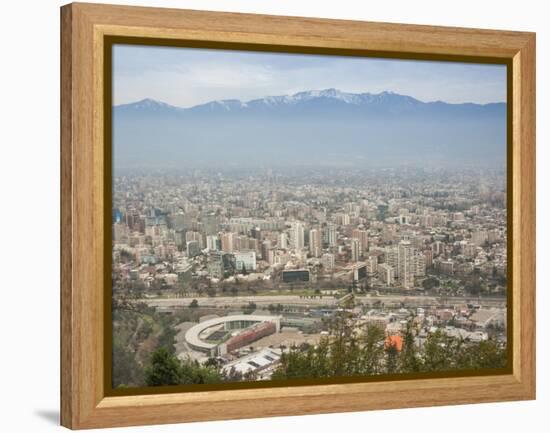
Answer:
[184,314,281,356]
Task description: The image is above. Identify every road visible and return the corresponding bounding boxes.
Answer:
[138,293,507,309]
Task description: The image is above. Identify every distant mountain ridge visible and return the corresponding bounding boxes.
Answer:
[115,88,504,114]
[113,89,506,168]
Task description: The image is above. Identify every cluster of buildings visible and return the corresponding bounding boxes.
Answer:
[112,166,510,380]
[174,299,506,379]
[112,167,507,295]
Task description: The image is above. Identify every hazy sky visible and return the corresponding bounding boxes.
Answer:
[113,44,507,107]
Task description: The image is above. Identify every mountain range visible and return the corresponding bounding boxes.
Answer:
[113,89,506,168]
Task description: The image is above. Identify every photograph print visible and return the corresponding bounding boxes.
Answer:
[110,44,509,390]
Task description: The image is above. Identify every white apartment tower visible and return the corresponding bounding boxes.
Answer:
[290,222,305,250]
[351,238,361,262]
[398,240,416,289]
[278,232,288,250]
[326,224,337,247]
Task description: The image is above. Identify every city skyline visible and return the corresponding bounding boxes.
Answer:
[111,45,508,389]
[111,166,508,388]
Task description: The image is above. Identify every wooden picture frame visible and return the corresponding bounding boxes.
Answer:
[60,2,536,429]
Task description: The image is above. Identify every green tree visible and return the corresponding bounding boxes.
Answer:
[360,325,385,375]
[422,330,462,372]
[472,339,507,368]
[422,277,439,291]
[145,348,223,386]
[180,359,222,384]
[399,321,421,373]
[384,340,399,374]
[157,323,177,354]
[112,339,144,388]
[242,302,257,315]
[269,320,507,381]
[455,339,507,369]
[145,347,183,386]
[189,299,199,308]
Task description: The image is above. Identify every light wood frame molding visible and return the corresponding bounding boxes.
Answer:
[60,2,536,429]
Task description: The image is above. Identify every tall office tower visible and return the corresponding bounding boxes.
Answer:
[352,229,368,256]
[351,238,361,262]
[398,240,415,289]
[278,232,288,250]
[321,253,335,271]
[326,224,337,247]
[220,232,235,253]
[309,228,322,257]
[290,222,305,250]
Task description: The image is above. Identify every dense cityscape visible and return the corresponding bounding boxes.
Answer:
[112,166,508,388]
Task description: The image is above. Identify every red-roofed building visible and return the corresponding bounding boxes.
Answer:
[385,335,403,352]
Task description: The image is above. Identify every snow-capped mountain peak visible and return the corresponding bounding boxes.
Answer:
[289,88,362,104]
[114,89,498,115]
[113,89,506,168]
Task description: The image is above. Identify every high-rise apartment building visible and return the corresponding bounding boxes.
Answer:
[366,254,378,276]
[206,235,219,251]
[325,224,337,247]
[221,232,235,253]
[352,229,368,256]
[398,240,415,289]
[351,238,361,262]
[278,232,288,250]
[290,222,305,250]
[309,228,322,257]
[378,263,395,286]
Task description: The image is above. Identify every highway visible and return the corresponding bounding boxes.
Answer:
[138,293,507,309]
